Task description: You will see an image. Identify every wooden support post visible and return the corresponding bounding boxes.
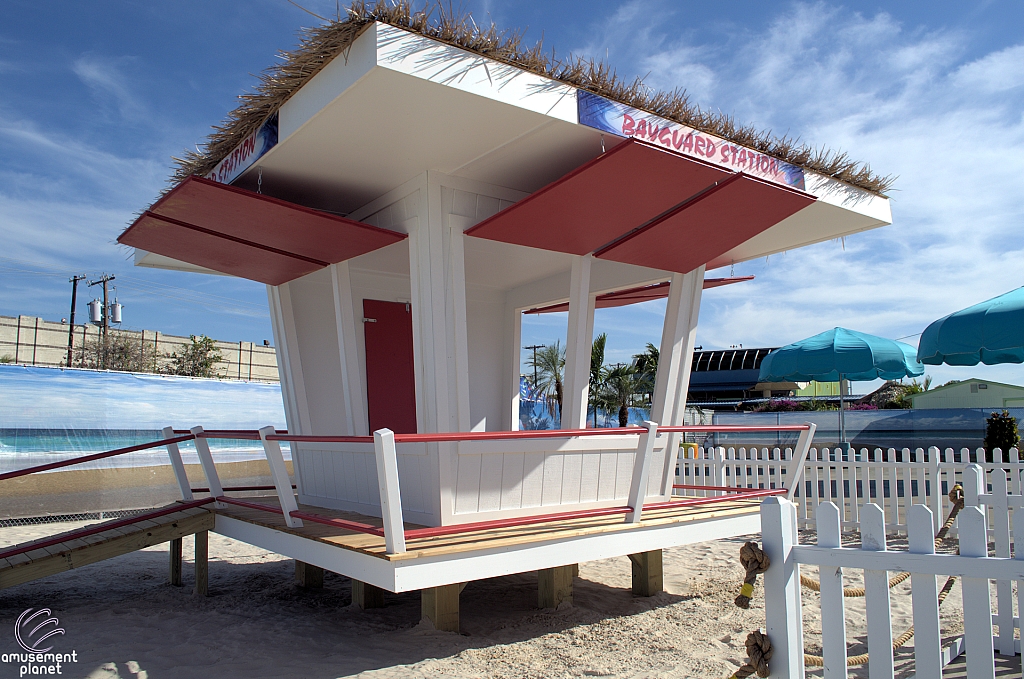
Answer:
[352,579,385,609]
[294,561,323,589]
[538,565,574,608]
[194,530,208,597]
[168,537,183,586]
[628,550,663,597]
[571,563,579,579]
[421,584,460,632]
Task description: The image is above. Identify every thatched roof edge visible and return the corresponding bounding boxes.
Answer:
[171,1,894,195]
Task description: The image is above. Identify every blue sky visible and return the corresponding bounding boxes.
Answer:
[2,1,1023,391]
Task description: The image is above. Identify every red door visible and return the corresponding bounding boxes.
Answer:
[363,299,418,434]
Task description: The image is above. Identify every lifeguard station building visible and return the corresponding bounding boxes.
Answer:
[114,8,892,630]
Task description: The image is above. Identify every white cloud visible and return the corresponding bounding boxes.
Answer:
[952,44,1024,93]
[72,54,146,121]
[571,2,1024,389]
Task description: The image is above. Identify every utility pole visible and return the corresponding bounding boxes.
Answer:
[524,344,544,390]
[89,274,115,368]
[66,274,86,367]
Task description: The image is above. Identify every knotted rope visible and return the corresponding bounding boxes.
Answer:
[728,631,773,678]
[735,542,770,608]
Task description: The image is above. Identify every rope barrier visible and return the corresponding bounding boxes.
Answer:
[728,484,966,674]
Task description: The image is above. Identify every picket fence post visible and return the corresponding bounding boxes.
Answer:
[959,506,996,679]
[860,503,893,679]
[816,502,846,678]
[760,497,803,679]
[908,504,942,677]
[990,469,1014,656]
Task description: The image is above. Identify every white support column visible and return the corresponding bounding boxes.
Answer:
[374,428,407,554]
[330,262,366,436]
[561,254,594,430]
[407,174,472,434]
[259,426,302,528]
[650,266,705,427]
[444,214,472,432]
[162,426,193,501]
[760,496,804,679]
[505,301,523,431]
[267,283,309,495]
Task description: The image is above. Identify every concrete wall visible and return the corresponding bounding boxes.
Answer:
[0,314,279,381]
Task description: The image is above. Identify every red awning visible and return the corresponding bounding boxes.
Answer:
[594,174,815,273]
[523,276,755,314]
[118,176,406,286]
[464,138,731,255]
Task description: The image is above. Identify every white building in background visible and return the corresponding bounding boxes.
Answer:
[911,379,1024,410]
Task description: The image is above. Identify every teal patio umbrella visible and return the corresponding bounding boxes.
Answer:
[758,327,925,445]
[918,287,1024,366]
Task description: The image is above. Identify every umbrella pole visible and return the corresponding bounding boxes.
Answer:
[839,373,847,449]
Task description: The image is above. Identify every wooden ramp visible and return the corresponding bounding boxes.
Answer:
[0,503,214,590]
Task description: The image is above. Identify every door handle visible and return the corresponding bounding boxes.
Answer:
[362,318,377,323]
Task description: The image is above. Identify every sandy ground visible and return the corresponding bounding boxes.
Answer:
[0,523,975,679]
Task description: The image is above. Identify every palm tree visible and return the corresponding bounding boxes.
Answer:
[527,341,565,419]
[602,363,651,427]
[589,333,608,427]
[630,343,659,410]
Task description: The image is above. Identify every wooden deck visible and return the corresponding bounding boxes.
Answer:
[213,495,762,561]
[0,504,214,590]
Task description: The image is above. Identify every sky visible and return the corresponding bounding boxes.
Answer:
[2,0,1023,393]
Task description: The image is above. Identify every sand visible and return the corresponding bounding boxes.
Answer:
[0,523,972,679]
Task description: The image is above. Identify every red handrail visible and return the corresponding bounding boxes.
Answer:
[0,434,197,482]
[265,423,812,445]
[659,424,812,433]
[0,497,216,561]
[173,429,287,440]
[192,485,293,493]
[673,484,782,492]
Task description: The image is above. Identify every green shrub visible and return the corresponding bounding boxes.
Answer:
[984,410,1020,463]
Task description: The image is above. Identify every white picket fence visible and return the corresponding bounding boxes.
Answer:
[760,463,1023,679]
[678,445,1023,536]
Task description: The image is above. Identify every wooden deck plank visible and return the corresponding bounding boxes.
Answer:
[214,496,762,561]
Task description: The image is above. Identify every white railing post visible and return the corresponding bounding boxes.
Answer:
[959,506,996,679]
[908,504,942,677]
[860,503,894,678]
[816,502,847,678]
[258,426,302,528]
[162,426,193,501]
[786,424,816,502]
[761,496,804,679]
[626,421,658,523]
[990,469,1014,656]
[1015,494,1024,666]
[373,428,406,555]
[190,426,223,506]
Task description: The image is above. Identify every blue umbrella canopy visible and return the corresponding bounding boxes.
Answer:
[918,287,1024,366]
[759,327,925,383]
